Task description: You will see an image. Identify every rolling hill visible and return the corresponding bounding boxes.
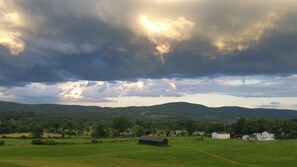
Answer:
[0,101,297,121]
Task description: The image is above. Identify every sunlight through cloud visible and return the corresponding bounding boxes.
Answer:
[138,15,194,63]
[0,1,25,55]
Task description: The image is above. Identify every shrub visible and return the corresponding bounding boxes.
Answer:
[31,139,56,145]
[20,135,27,139]
[31,139,43,145]
[91,139,99,143]
[43,140,56,145]
[0,140,5,146]
[195,137,204,141]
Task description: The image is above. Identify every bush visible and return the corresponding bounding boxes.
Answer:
[0,140,5,146]
[31,139,43,145]
[20,135,27,139]
[195,137,204,141]
[91,139,99,143]
[31,139,56,145]
[43,140,56,145]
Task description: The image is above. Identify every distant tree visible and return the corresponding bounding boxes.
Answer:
[257,118,269,132]
[196,122,207,131]
[224,124,233,133]
[243,119,259,134]
[113,116,130,133]
[272,119,284,135]
[145,130,151,135]
[0,121,17,134]
[17,122,29,133]
[112,129,120,138]
[31,124,44,138]
[135,120,145,127]
[234,117,246,135]
[283,120,297,138]
[51,122,60,129]
[132,125,145,137]
[209,123,225,132]
[92,123,109,138]
[185,120,196,136]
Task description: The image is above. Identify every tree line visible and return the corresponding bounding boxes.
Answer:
[1,116,297,139]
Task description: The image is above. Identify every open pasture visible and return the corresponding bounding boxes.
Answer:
[0,138,296,167]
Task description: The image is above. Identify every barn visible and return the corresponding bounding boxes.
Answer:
[138,136,168,146]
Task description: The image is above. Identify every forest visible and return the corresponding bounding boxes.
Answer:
[1,101,297,139]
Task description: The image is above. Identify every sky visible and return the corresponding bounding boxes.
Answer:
[1,0,297,109]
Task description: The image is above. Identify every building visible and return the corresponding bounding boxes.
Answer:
[193,131,205,136]
[255,131,275,141]
[242,134,258,140]
[174,130,183,135]
[138,136,168,146]
[212,132,230,139]
[243,131,275,141]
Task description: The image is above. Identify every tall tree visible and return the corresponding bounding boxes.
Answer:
[272,119,284,135]
[132,125,145,137]
[92,122,109,138]
[185,120,196,136]
[243,119,259,134]
[234,117,246,135]
[257,118,269,132]
[113,116,130,132]
[31,124,44,138]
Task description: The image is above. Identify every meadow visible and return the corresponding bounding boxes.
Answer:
[0,137,297,167]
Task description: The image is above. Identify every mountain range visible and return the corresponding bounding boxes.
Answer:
[0,101,297,122]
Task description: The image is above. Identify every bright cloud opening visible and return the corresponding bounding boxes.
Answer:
[138,14,194,63]
[0,2,25,55]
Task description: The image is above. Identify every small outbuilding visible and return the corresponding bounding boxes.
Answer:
[139,136,168,146]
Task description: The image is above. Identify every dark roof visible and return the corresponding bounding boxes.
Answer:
[248,134,257,139]
[139,136,167,143]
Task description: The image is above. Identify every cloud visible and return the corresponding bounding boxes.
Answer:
[0,83,61,103]
[36,39,98,55]
[0,1,25,55]
[2,75,297,105]
[270,101,281,106]
[137,15,194,62]
[0,0,296,86]
[214,13,278,54]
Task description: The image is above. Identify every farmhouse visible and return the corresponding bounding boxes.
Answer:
[243,131,275,141]
[254,131,275,141]
[139,136,168,146]
[212,132,230,139]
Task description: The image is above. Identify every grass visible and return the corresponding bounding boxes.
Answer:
[0,137,296,167]
[0,133,62,138]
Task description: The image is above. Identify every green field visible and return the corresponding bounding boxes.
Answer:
[0,138,296,167]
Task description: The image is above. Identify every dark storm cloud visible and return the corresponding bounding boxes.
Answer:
[0,0,297,86]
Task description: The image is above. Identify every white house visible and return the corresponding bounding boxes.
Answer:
[255,131,274,141]
[243,131,275,141]
[174,130,183,135]
[212,132,230,139]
